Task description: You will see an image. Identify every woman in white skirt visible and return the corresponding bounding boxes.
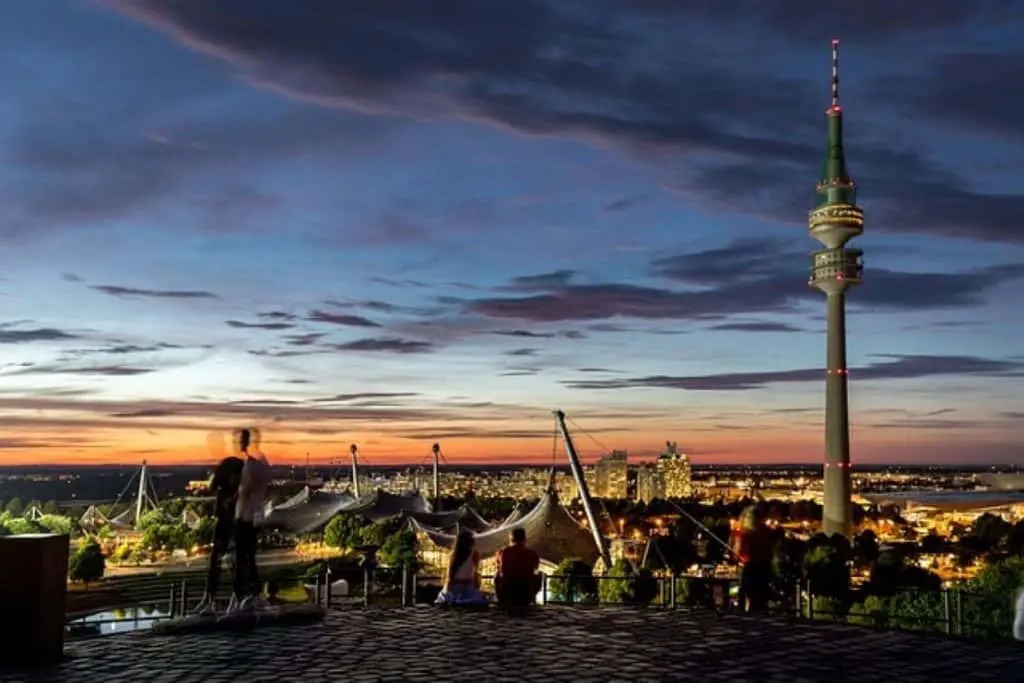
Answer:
[436,530,487,606]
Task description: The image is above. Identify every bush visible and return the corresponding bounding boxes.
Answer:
[69,542,106,585]
[37,514,73,536]
[548,558,596,603]
[847,595,890,627]
[3,517,40,535]
[598,560,658,605]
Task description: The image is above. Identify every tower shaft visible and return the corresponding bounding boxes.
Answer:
[823,293,852,536]
[808,39,862,538]
[135,459,149,526]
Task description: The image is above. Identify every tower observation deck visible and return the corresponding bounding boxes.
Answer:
[808,40,862,537]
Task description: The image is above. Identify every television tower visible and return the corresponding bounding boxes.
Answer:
[808,39,864,537]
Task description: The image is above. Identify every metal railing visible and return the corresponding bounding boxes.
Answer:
[66,566,1008,642]
[802,584,997,638]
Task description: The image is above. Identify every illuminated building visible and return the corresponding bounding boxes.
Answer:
[656,441,692,498]
[595,450,628,499]
[808,40,864,537]
[636,464,663,503]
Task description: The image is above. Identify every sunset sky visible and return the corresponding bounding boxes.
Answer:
[2,1,1022,467]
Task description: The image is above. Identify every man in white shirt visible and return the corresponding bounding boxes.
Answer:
[231,428,272,611]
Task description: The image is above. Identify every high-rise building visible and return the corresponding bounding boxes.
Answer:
[807,40,863,537]
[595,450,628,498]
[636,464,663,503]
[656,441,691,498]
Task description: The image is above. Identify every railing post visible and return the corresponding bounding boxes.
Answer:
[401,564,409,607]
[179,579,187,616]
[943,590,952,635]
[168,583,177,618]
[807,581,814,621]
[325,569,332,609]
[955,589,963,636]
[314,573,321,607]
[669,573,677,609]
[412,571,418,606]
[541,574,548,605]
[363,566,371,607]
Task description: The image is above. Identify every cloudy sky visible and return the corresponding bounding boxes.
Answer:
[1,1,1022,466]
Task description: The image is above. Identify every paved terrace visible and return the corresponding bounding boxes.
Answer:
[6,608,1020,683]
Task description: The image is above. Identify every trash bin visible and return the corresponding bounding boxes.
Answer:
[0,533,70,667]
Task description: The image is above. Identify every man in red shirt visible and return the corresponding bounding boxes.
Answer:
[495,527,541,607]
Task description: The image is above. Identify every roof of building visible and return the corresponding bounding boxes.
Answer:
[403,504,492,533]
[265,489,434,534]
[411,491,599,565]
[264,491,356,534]
[861,489,1024,511]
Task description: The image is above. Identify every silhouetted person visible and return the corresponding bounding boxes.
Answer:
[232,427,272,612]
[194,450,244,616]
[731,506,776,612]
[496,527,540,607]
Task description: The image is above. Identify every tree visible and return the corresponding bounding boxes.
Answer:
[323,514,368,549]
[379,530,418,570]
[136,509,166,531]
[5,497,23,516]
[803,544,850,601]
[194,517,218,547]
[918,532,947,554]
[358,517,403,547]
[1007,520,1024,556]
[69,542,106,586]
[853,530,880,567]
[961,556,1024,638]
[972,513,1011,550]
[41,500,59,515]
[37,514,73,536]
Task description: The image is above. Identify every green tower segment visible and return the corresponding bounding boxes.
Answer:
[807,39,863,538]
[816,39,856,207]
[817,106,857,207]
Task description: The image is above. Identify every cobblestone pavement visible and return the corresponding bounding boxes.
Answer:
[4,607,1020,683]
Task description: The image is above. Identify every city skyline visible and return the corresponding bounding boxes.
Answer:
[2,2,1023,466]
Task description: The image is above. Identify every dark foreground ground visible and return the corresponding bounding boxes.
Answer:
[3,607,1020,683]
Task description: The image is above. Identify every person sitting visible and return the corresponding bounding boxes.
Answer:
[435,530,487,606]
[266,581,283,606]
[495,527,541,608]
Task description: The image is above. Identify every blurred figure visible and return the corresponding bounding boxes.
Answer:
[435,530,486,606]
[231,427,273,612]
[1014,588,1024,640]
[495,527,540,608]
[731,506,776,612]
[266,580,283,606]
[193,441,244,616]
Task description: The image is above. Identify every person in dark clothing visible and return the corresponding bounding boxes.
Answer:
[731,506,777,612]
[232,427,272,611]
[495,527,541,608]
[194,453,244,615]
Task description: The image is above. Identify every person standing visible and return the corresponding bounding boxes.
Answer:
[193,450,244,616]
[731,506,776,612]
[232,427,273,612]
